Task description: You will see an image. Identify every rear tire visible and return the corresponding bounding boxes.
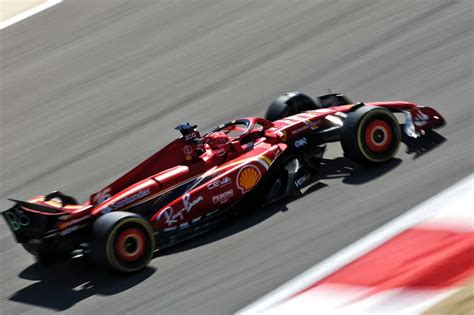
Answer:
[341,106,401,165]
[89,212,155,273]
[265,92,320,121]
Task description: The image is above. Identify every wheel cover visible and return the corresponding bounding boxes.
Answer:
[364,119,393,153]
[115,228,145,262]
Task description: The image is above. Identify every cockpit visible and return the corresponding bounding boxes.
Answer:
[175,118,273,161]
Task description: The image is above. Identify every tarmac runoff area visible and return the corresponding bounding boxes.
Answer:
[0,0,61,29]
[423,281,474,315]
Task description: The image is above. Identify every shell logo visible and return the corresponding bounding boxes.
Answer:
[237,165,261,193]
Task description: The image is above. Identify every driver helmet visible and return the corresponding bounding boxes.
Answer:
[206,131,230,150]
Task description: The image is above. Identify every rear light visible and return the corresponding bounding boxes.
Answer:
[57,215,72,229]
[58,214,72,221]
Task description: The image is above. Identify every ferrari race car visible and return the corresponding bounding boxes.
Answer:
[2,92,445,272]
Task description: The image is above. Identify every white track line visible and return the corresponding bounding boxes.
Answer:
[0,0,62,30]
[237,174,473,315]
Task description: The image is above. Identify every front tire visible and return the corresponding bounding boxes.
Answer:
[89,212,155,273]
[341,106,401,165]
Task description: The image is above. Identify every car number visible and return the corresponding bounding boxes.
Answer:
[3,208,31,231]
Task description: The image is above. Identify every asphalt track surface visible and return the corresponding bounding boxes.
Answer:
[0,1,472,314]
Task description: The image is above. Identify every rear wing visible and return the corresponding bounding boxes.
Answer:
[7,199,63,213]
[2,199,64,243]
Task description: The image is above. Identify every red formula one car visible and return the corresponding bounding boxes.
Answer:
[3,92,444,272]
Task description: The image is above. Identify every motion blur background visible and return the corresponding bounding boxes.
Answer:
[1,0,472,314]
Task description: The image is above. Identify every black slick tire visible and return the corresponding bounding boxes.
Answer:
[265,92,320,121]
[89,212,155,273]
[340,106,401,165]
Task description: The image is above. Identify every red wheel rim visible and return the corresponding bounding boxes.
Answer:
[364,119,393,153]
[115,228,145,262]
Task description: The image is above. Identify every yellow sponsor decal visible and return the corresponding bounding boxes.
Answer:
[260,156,272,167]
